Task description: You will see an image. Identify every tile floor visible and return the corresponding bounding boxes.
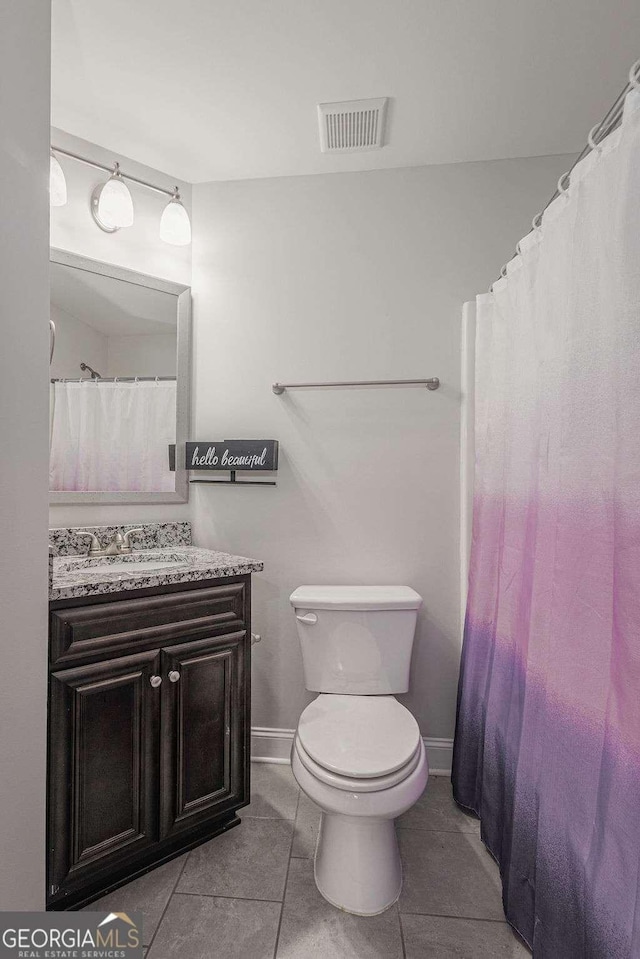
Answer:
[84,763,531,959]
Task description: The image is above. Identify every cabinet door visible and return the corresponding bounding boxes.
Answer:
[160,631,248,839]
[48,650,161,900]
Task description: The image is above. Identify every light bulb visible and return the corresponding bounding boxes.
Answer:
[50,152,67,207]
[160,195,191,246]
[97,172,134,229]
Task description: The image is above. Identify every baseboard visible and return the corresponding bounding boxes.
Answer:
[251,727,454,775]
[422,737,454,775]
[250,727,294,764]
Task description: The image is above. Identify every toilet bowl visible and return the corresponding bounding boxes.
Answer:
[291,696,428,916]
[289,580,429,916]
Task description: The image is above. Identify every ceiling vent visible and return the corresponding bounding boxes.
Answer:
[318,97,388,153]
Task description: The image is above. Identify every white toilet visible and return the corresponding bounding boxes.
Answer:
[290,585,428,916]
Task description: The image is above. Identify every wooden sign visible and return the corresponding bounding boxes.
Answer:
[185,440,278,472]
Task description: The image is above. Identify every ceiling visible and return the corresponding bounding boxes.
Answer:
[51,0,640,184]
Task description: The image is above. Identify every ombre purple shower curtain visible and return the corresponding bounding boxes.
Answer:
[453,89,640,958]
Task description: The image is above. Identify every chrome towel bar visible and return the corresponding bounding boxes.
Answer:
[272,377,439,394]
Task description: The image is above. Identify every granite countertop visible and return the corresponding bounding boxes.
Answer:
[50,546,264,601]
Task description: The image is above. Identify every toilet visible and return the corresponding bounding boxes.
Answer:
[290,585,428,916]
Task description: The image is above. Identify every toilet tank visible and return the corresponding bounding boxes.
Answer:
[290,585,422,695]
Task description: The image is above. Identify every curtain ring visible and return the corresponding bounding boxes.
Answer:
[134,376,139,383]
[587,123,604,153]
[515,242,523,256]
[629,58,640,89]
[557,171,571,195]
[155,376,160,384]
[531,212,543,231]
[114,376,119,382]
[490,264,506,291]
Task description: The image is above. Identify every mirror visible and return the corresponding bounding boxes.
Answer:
[49,249,191,504]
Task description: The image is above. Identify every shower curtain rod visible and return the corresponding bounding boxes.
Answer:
[50,376,177,383]
[493,57,640,287]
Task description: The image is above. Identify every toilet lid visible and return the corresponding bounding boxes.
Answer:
[294,735,423,792]
[297,694,421,779]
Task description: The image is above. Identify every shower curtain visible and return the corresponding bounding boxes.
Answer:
[453,89,640,957]
[50,379,176,492]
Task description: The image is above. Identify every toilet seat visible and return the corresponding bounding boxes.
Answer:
[294,734,422,792]
[297,694,421,781]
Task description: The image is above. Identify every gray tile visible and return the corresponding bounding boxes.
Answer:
[402,914,530,958]
[276,858,403,959]
[82,856,185,945]
[177,818,293,901]
[398,775,480,835]
[291,791,321,859]
[242,762,300,820]
[398,830,505,920]
[148,893,280,959]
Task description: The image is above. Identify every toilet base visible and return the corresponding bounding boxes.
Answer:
[314,812,402,916]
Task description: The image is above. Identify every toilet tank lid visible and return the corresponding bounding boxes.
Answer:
[289,585,422,611]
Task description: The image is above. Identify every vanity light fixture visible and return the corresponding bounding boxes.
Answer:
[159,190,192,246]
[50,151,67,207]
[50,145,192,244]
[91,164,135,232]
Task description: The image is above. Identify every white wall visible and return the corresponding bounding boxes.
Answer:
[50,306,176,379]
[49,129,192,529]
[0,0,50,909]
[191,156,572,743]
[107,333,177,377]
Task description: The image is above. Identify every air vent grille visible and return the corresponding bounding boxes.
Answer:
[318,98,388,153]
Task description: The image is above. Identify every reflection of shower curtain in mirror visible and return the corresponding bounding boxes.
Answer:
[50,380,176,492]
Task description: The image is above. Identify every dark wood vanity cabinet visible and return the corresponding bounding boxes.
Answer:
[47,576,251,910]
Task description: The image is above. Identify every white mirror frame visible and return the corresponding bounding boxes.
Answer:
[49,248,191,505]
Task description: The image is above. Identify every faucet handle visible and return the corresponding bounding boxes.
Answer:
[122,528,144,551]
[76,531,102,556]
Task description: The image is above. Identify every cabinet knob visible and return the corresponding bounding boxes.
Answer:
[150,675,162,688]
[168,670,181,683]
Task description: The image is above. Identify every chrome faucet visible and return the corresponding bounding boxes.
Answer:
[76,528,144,558]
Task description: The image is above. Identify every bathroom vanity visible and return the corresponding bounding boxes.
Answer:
[47,524,262,910]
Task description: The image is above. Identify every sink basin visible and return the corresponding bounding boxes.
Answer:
[56,550,192,576]
[88,560,186,573]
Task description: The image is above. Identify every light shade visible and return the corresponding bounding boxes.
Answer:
[160,196,191,246]
[97,174,134,229]
[50,152,67,207]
